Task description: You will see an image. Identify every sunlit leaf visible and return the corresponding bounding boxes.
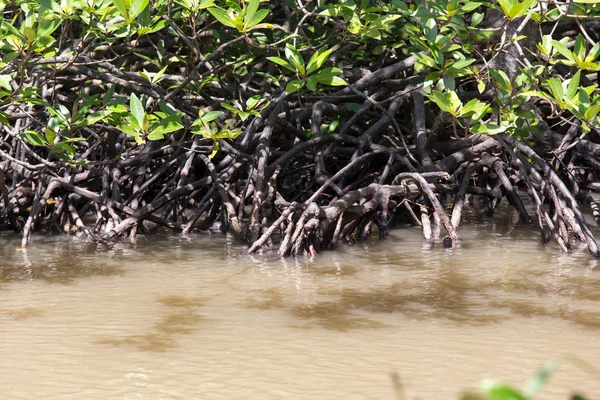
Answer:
[551,40,576,62]
[129,93,145,130]
[490,69,513,93]
[23,27,36,43]
[0,75,12,91]
[80,110,113,126]
[113,0,129,19]
[246,95,261,110]
[567,70,581,100]
[45,128,57,145]
[148,119,182,139]
[306,75,318,91]
[286,79,305,94]
[38,0,63,14]
[574,34,587,62]
[200,110,223,123]
[314,67,347,86]
[429,90,454,114]
[477,80,486,94]
[285,44,305,76]
[266,56,297,73]
[208,7,237,28]
[22,130,47,147]
[53,142,75,158]
[470,123,506,135]
[586,41,600,62]
[461,2,482,12]
[118,122,138,136]
[424,18,437,43]
[546,77,564,101]
[306,47,333,75]
[585,104,600,120]
[129,0,149,19]
[243,0,259,26]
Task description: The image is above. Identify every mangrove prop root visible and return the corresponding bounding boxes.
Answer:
[5,120,598,258]
[1,22,599,259]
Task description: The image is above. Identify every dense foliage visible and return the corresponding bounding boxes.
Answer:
[1,0,600,255]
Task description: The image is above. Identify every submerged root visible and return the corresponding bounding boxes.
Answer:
[3,126,599,259]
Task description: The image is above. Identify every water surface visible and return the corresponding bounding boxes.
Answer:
[1,210,599,399]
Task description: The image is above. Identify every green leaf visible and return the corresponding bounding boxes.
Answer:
[266,56,297,73]
[244,9,269,30]
[314,67,347,86]
[442,75,455,91]
[460,98,489,117]
[286,79,305,94]
[53,142,75,158]
[537,35,553,56]
[484,384,527,400]
[243,0,260,26]
[118,123,140,137]
[574,34,586,62]
[237,111,251,121]
[470,123,506,135]
[477,80,486,94]
[148,119,183,140]
[80,110,113,126]
[0,75,12,91]
[364,27,381,39]
[113,0,129,19]
[23,27,36,43]
[208,142,219,159]
[200,110,223,123]
[505,0,537,19]
[38,0,63,14]
[585,104,600,120]
[586,41,600,62]
[45,128,57,145]
[515,109,536,119]
[220,102,239,113]
[519,90,551,100]
[306,75,318,91]
[567,70,581,100]
[47,105,69,125]
[546,77,564,101]
[415,53,440,69]
[129,93,145,130]
[158,100,179,116]
[423,71,441,89]
[47,116,61,136]
[429,90,454,114]
[129,0,149,19]
[497,0,515,18]
[551,40,576,62]
[22,130,47,147]
[208,7,237,28]
[285,44,305,76]
[213,128,242,140]
[37,19,61,38]
[490,69,513,93]
[424,18,437,44]
[461,2,482,12]
[472,11,484,26]
[451,58,475,70]
[246,96,261,110]
[306,47,333,75]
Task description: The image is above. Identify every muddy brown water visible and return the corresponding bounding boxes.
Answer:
[1,209,600,399]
